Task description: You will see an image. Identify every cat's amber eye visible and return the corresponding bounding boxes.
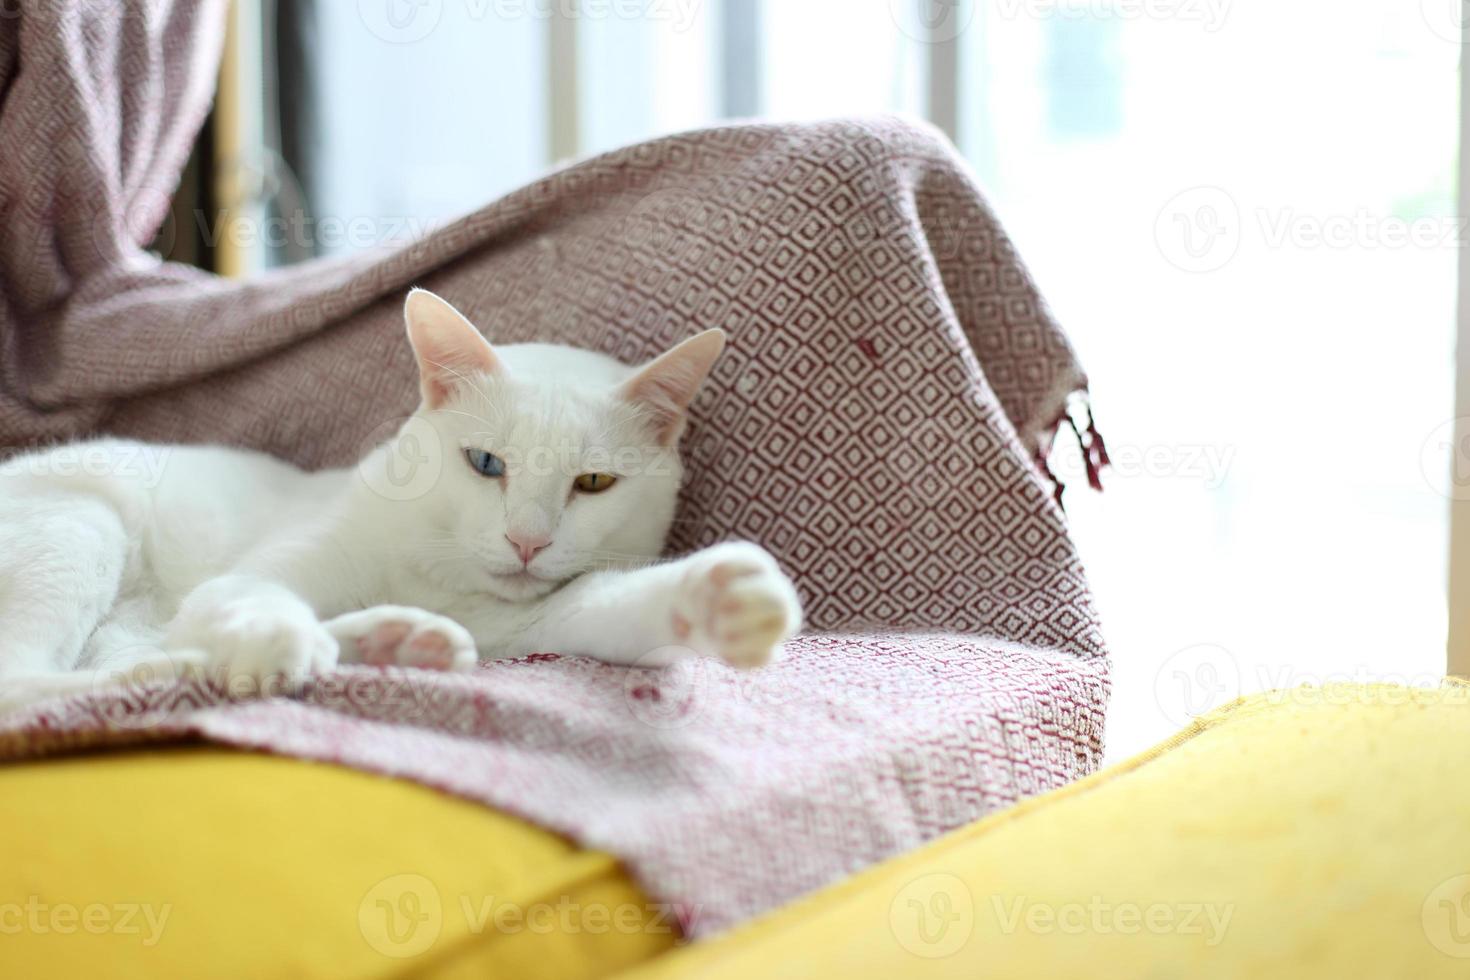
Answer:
[573,472,617,494]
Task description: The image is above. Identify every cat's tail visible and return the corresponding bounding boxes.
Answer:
[0,651,208,720]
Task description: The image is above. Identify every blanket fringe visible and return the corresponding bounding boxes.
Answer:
[1042,396,1110,509]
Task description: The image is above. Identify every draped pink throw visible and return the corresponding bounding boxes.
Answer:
[0,1,1109,936]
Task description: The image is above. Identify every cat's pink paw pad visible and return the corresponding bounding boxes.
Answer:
[356,622,412,666]
[341,608,477,672]
[676,542,802,669]
[405,630,455,670]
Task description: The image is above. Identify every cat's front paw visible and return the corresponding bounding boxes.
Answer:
[326,606,478,672]
[672,542,802,668]
[171,596,338,694]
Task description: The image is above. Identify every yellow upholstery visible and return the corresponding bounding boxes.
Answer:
[4,684,1467,978]
[615,683,1470,979]
[0,747,674,979]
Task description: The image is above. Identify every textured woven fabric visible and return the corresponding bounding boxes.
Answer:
[617,684,1470,979]
[0,638,1109,936]
[0,0,1110,937]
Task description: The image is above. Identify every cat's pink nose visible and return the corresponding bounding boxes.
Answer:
[505,532,551,565]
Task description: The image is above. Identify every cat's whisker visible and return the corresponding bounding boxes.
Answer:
[578,553,672,570]
[424,357,501,417]
[418,555,480,568]
[434,409,499,433]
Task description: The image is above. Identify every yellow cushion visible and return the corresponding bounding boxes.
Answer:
[0,747,675,979]
[614,683,1470,979]
[7,684,1468,979]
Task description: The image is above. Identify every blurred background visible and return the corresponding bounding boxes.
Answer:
[178,0,1462,760]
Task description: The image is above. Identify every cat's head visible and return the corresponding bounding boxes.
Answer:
[373,289,724,602]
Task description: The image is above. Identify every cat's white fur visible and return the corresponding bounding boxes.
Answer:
[0,290,801,712]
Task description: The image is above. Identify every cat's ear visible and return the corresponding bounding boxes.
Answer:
[619,329,726,445]
[404,289,502,409]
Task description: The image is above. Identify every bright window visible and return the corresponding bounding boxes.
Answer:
[281,0,1460,761]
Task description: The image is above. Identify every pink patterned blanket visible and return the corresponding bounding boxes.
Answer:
[0,0,1108,937]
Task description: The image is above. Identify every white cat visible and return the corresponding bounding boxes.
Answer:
[0,290,802,711]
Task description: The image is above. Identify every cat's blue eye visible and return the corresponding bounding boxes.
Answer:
[464,448,505,478]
